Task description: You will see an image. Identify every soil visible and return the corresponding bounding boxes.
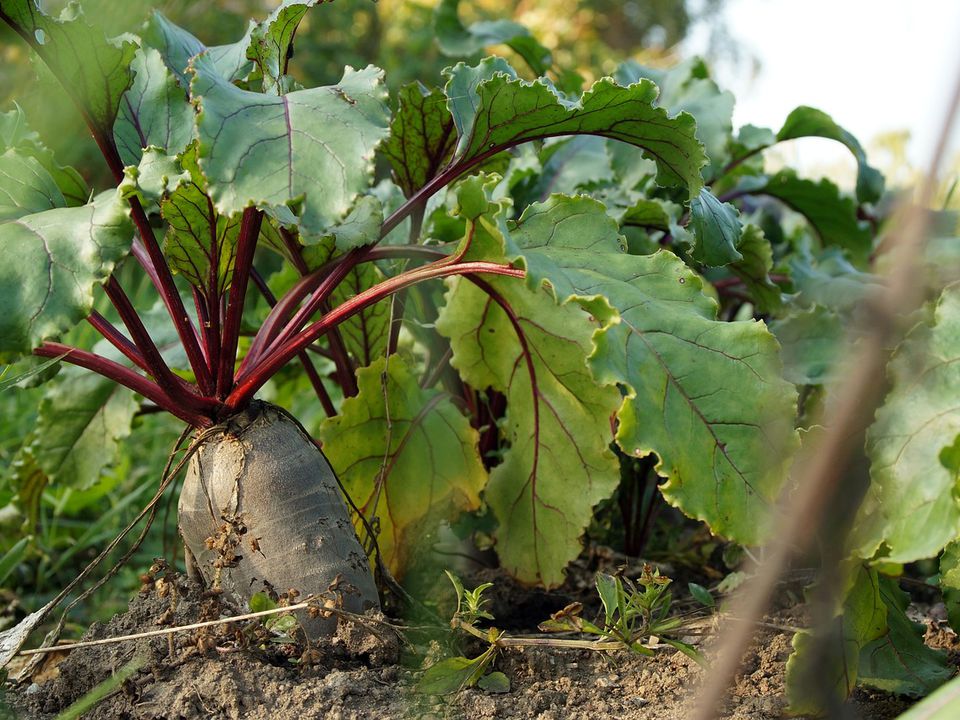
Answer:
[3,554,954,720]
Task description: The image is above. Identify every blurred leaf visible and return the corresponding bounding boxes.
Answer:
[434,0,551,76]
[0,149,65,220]
[854,286,960,563]
[0,535,29,586]
[777,106,884,203]
[769,306,844,386]
[0,0,136,134]
[858,578,952,696]
[29,367,138,490]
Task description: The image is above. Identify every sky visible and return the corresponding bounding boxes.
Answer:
[683,0,960,174]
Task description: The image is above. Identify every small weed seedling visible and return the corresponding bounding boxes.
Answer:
[540,566,704,664]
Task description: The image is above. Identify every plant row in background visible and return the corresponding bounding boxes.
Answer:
[0,0,958,713]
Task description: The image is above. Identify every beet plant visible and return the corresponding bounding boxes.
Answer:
[4,0,960,710]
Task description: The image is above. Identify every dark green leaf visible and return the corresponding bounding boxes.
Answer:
[737,170,871,260]
[382,82,457,198]
[444,58,707,198]
[247,1,321,95]
[727,224,782,312]
[688,188,742,266]
[858,578,952,696]
[688,582,714,608]
[777,106,884,203]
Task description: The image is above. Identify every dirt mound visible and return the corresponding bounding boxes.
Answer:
[6,567,923,720]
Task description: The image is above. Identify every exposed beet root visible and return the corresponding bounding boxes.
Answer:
[178,401,378,636]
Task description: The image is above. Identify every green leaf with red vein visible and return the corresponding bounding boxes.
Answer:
[318,354,486,577]
[443,58,707,198]
[383,82,457,198]
[114,47,195,167]
[502,194,798,546]
[436,185,621,585]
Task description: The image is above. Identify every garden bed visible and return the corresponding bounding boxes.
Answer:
[8,556,949,720]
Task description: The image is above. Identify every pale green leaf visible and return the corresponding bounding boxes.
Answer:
[0,149,65,220]
[319,355,486,577]
[114,46,195,167]
[191,60,389,238]
[854,286,960,562]
[0,191,132,361]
